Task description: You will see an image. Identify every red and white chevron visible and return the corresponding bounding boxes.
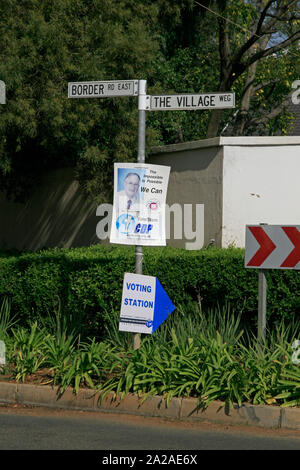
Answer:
[245,225,300,269]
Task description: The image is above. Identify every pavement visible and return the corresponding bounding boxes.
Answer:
[1,381,300,430]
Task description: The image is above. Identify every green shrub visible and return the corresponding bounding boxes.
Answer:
[0,245,300,339]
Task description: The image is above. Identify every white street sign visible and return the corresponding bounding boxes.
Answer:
[68,80,139,98]
[147,92,235,111]
[0,81,5,104]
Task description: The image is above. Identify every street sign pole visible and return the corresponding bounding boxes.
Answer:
[244,222,300,348]
[258,268,267,346]
[257,223,267,347]
[134,79,147,351]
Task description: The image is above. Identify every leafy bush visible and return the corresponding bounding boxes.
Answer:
[1,301,300,408]
[9,322,50,382]
[0,245,300,339]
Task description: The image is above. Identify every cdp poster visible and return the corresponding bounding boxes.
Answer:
[110,162,170,246]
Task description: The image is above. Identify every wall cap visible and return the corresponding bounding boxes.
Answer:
[151,136,300,154]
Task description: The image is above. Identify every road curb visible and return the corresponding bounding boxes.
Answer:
[0,381,299,430]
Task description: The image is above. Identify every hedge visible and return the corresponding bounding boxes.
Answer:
[0,245,300,338]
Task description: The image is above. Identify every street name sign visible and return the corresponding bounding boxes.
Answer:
[119,272,175,334]
[147,92,235,111]
[68,80,139,98]
[0,81,5,104]
[245,225,300,269]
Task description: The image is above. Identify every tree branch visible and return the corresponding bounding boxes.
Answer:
[248,89,294,126]
[245,30,300,69]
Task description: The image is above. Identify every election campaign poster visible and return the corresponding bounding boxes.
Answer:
[110,162,170,246]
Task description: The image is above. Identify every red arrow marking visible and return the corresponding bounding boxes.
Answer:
[280,227,300,268]
[247,226,276,267]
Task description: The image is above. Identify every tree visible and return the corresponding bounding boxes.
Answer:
[0,0,160,202]
[0,0,299,203]
[202,0,300,137]
[147,0,300,143]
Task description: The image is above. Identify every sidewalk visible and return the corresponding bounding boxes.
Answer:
[1,381,300,430]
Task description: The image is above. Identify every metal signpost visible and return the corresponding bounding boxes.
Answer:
[134,80,147,349]
[130,86,235,348]
[68,79,148,350]
[68,79,235,349]
[245,224,300,344]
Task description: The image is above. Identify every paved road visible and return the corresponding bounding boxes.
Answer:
[1,405,300,452]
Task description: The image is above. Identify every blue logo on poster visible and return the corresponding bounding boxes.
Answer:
[116,214,135,234]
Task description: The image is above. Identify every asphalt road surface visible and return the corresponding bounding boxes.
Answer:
[1,404,300,453]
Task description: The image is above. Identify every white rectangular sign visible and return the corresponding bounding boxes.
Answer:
[119,273,175,334]
[119,273,156,334]
[110,162,170,246]
[68,80,138,98]
[148,92,235,111]
[0,81,5,104]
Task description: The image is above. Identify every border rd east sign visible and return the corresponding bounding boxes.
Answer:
[68,80,138,98]
[245,225,300,269]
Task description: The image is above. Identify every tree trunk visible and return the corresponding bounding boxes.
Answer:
[206,109,223,138]
[233,61,258,136]
[233,37,269,136]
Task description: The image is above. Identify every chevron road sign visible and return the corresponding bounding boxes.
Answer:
[245,225,300,270]
[245,224,300,344]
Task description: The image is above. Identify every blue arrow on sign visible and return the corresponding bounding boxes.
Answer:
[152,278,175,332]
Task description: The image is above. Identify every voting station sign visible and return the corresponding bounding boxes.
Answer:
[68,80,139,98]
[119,273,175,334]
[147,92,235,111]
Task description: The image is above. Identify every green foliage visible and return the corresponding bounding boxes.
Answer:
[97,305,300,409]
[55,339,115,395]
[0,0,160,202]
[0,296,17,341]
[2,297,300,408]
[43,332,77,387]
[1,245,300,340]
[10,321,49,382]
[1,1,299,200]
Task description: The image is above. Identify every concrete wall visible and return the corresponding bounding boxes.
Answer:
[151,136,300,249]
[149,140,223,248]
[222,137,300,247]
[2,136,300,251]
[1,168,99,251]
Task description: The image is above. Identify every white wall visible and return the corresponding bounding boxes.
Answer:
[222,144,300,247]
